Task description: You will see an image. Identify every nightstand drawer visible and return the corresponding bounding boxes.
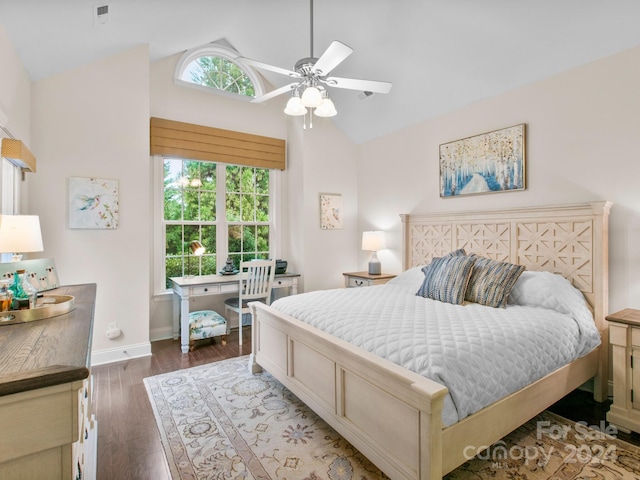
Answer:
[343,272,396,288]
[346,277,373,288]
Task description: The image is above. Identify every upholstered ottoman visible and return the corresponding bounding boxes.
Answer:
[189,310,228,351]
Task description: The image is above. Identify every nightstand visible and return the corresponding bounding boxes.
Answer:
[342,271,396,288]
[606,308,640,434]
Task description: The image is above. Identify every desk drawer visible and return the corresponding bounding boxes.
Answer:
[190,285,221,296]
[274,278,293,288]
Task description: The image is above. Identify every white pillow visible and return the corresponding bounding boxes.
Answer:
[387,266,425,287]
[508,270,588,315]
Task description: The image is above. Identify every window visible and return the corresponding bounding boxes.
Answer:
[159,158,273,290]
[174,43,264,99]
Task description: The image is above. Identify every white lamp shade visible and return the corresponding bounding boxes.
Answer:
[361,231,386,251]
[314,97,337,117]
[284,96,307,116]
[301,86,322,108]
[0,215,44,253]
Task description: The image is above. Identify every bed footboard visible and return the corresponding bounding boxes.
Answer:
[249,301,449,480]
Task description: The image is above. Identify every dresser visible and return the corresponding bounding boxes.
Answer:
[0,284,97,480]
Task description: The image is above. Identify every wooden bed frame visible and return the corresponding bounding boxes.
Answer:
[249,201,612,480]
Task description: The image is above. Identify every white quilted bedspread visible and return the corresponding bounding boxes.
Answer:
[270,277,600,426]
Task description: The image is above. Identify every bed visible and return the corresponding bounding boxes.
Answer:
[248,201,611,480]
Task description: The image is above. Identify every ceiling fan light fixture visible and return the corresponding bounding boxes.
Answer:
[301,86,322,108]
[284,93,307,116]
[314,97,337,117]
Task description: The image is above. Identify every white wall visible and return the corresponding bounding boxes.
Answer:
[0,25,30,143]
[358,45,640,313]
[0,24,32,212]
[30,46,152,364]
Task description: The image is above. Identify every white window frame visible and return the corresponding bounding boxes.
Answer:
[173,42,265,101]
[152,156,278,295]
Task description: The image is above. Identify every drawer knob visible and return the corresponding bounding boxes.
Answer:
[204,288,208,292]
[355,280,363,286]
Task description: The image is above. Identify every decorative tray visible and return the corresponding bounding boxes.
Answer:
[0,295,75,326]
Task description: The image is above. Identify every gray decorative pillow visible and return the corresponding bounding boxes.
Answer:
[416,254,476,305]
[465,255,525,308]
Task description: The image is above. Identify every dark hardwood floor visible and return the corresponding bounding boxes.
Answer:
[92,331,639,479]
[92,329,251,480]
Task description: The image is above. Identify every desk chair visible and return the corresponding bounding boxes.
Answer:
[224,259,275,345]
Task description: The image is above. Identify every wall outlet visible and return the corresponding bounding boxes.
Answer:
[106,322,122,339]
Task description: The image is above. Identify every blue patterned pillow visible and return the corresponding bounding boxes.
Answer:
[416,255,476,305]
[465,255,525,308]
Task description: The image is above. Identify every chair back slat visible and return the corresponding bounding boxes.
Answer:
[239,259,275,304]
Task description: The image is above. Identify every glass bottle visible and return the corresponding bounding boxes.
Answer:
[11,269,36,309]
[21,271,38,309]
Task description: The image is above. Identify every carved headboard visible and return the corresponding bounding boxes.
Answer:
[400,201,611,328]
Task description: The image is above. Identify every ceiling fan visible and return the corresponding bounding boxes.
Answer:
[238,0,392,119]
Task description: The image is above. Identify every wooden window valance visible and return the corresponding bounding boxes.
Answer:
[150,117,286,170]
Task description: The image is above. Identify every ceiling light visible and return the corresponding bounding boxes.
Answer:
[284,91,307,116]
[314,95,337,117]
[300,86,322,108]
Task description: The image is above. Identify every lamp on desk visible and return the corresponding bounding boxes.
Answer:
[362,231,386,275]
[0,214,44,262]
[186,240,205,278]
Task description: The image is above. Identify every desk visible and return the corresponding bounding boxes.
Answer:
[171,273,300,353]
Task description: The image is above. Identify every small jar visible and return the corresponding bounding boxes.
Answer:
[0,280,12,312]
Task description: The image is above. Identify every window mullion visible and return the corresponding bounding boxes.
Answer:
[216,163,226,272]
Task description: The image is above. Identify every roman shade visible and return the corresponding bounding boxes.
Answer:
[150,117,286,170]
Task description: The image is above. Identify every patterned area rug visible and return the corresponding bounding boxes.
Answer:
[144,356,640,480]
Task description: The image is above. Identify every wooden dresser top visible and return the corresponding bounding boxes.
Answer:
[0,283,96,397]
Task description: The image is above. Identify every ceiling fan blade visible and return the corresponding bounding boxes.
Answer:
[251,83,299,103]
[311,41,353,76]
[325,76,392,94]
[237,57,300,78]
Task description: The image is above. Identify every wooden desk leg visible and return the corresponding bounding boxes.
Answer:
[172,292,180,341]
[180,295,190,353]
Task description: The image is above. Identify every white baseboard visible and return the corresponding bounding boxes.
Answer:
[150,326,174,342]
[91,341,152,366]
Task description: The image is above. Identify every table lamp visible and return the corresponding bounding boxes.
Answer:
[186,240,205,277]
[0,214,44,261]
[362,231,386,275]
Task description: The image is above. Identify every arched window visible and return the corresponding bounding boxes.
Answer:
[174,43,264,99]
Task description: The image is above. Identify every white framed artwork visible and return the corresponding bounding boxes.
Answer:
[68,177,119,229]
[319,193,343,230]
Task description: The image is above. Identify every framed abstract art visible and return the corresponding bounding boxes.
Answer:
[439,124,526,197]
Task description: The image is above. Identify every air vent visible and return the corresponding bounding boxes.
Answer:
[94,4,110,26]
[357,91,375,101]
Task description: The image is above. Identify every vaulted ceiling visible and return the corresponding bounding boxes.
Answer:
[1,0,640,144]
